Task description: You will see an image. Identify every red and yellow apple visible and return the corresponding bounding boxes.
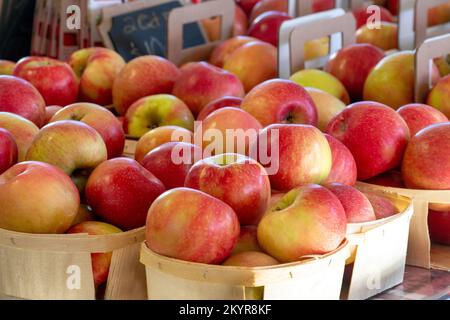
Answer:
[0,128,18,174]
[86,158,166,231]
[356,22,398,51]
[202,6,249,41]
[146,188,240,264]
[241,79,318,127]
[397,103,448,136]
[197,96,243,121]
[0,76,46,127]
[323,134,357,186]
[223,251,278,267]
[209,36,259,68]
[13,57,79,107]
[44,106,62,125]
[427,75,450,118]
[0,161,79,233]
[250,0,287,22]
[125,94,195,138]
[231,226,262,255]
[363,191,397,220]
[69,47,126,106]
[172,62,245,116]
[353,5,394,29]
[0,60,16,75]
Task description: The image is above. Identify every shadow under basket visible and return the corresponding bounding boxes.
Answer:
[140,241,350,300]
[357,182,450,272]
[342,185,414,300]
[0,227,147,300]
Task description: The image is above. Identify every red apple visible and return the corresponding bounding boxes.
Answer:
[135,126,194,163]
[402,123,450,190]
[353,5,394,29]
[86,158,166,230]
[0,60,16,75]
[428,210,450,245]
[185,153,271,225]
[172,62,245,116]
[13,57,79,107]
[67,221,122,287]
[223,41,278,92]
[250,0,287,22]
[197,96,243,121]
[0,161,80,233]
[325,44,385,101]
[69,47,126,106]
[326,102,410,180]
[0,76,46,127]
[50,103,125,158]
[146,188,240,264]
[231,225,262,254]
[234,5,249,36]
[363,191,397,219]
[323,134,357,186]
[125,94,195,138]
[254,124,332,192]
[258,184,347,262]
[223,251,278,267]
[209,36,259,68]
[247,11,292,47]
[326,183,376,223]
[0,112,39,161]
[113,56,180,115]
[197,107,263,156]
[365,170,405,188]
[386,0,398,16]
[241,79,318,127]
[397,103,448,137]
[236,0,261,16]
[0,128,18,174]
[44,106,62,125]
[141,142,202,190]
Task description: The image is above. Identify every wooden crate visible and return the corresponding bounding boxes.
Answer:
[140,241,349,300]
[0,227,147,300]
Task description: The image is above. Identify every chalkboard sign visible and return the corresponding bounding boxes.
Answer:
[100,0,207,62]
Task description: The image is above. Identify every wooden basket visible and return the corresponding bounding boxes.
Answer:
[342,185,414,300]
[140,241,349,300]
[0,227,147,300]
[356,182,450,272]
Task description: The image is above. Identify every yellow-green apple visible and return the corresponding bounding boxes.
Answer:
[209,36,259,68]
[364,51,422,109]
[70,204,96,227]
[50,103,125,158]
[0,161,79,233]
[254,124,332,192]
[257,184,347,262]
[304,37,330,61]
[67,221,122,287]
[250,0,287,22]
[363,191,397,219]
[323,134,357,186]
[197,107,262,156]
[146,188,240,264]
[428,210,450,245]
[236,0,261,16]
[402,123,450,190]
[197,96,243,121]
[86,158,165,230]
[0,76,45,127]
[135,126,193,163]
[223,251,278,267]
[397,103,448,136]
[0,128,18,174]
[223,41,278,92]
[290,69,350,104]
[141,142,202,190]
[68,47,126,106]
[0,60,15,75]
[353,5,394,29]
[125,94,195,138]
[25,120,107,192]
[247,11,292,47]
[428,3,450,27]
[202,6,249,41]
[305,88,346,131]
[231,226,262,255]
[13,57,79,106]
[44,106,62,125]
[172,62,245,116]
[185,153,271,225]
[269,192,285,207]
[434,55,450,77]
[325,183,376,223]
[325,44,385,101]
[356,22,398,51]
[427,75,450,118]
[113,56,180,116]
[326,102,410,180]
[365,170,405,188]
[241,79,318,127]
[0,112,39,161]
